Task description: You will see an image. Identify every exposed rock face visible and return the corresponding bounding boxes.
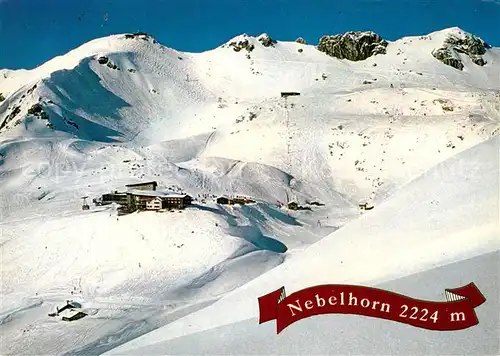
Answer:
[295,37,306,44]
[106,61,119,70]
[27,103,49,120]
[96,56,119,70]
[1,105,21,130]
[27,103,43,115]
[432,32,490,70]
[228,36,255,52]
[0,93,4,102]
[8,106,21,120]
[124,32,157,43]
[125,32,151,39]
[472,57,487,66]
[317,31,388,61]
[431,48,464,70]
[445,33,490,55]
[97,56,109,64]
[26,84,37,95]
[258,33,276,47]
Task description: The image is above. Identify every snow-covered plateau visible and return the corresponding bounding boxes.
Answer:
[1,27,499,355]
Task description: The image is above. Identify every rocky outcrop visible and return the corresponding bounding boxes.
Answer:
[26,84,37,95]
[106,61,119,70]
[445,33,490,55]
[224,33,276,52]
[295,37,306,44]
[432,32,490,70]
[317,31,388,61]
[258,33,276,47]
[431,48,464,70]
[96,56,119,70]
[7,106,21,121]
[124,32,157,43]
[124,32,151,39]
[1,105,21,130]
[27,103,43,115]
[97,56,109,65]
[27,103,49,120]
[0,93,4,102]
[227,36,255,53]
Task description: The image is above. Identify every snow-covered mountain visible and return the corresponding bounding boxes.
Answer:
[107,133,499,355]
[0,27,499,355]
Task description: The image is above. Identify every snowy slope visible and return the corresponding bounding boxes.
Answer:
[110,251,500,355]
[107,134,499,355]
[1,27,499,355]
[1,28,499,212]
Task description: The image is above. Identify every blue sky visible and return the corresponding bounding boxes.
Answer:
[0,0,499,70]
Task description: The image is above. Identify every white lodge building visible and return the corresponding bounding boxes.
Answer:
[146,197,163,210]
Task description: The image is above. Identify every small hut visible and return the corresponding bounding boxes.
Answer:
[48,301,88,322]
[62,310,88,322]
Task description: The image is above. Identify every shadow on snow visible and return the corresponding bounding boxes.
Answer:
[42,57,131,143]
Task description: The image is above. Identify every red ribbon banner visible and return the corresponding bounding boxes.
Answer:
[258,282,486,334]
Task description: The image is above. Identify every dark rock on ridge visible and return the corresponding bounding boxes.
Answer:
[431,31,490,70]
[317,31,388,61]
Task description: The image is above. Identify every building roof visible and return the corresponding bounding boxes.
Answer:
[59,307,86,318]
[148,197,163,201]
[127,189,189,198]
[125,181,158,187]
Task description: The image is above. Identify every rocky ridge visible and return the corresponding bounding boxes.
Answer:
[225,35,255,53]
[317,31,388,61]
[431,31,491,70]
[257,33,277,48]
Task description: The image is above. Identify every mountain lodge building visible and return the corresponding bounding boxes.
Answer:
[126,190,192,211]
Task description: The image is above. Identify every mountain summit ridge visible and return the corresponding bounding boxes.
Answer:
[0,27,495,73]
[0,25,499,355]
